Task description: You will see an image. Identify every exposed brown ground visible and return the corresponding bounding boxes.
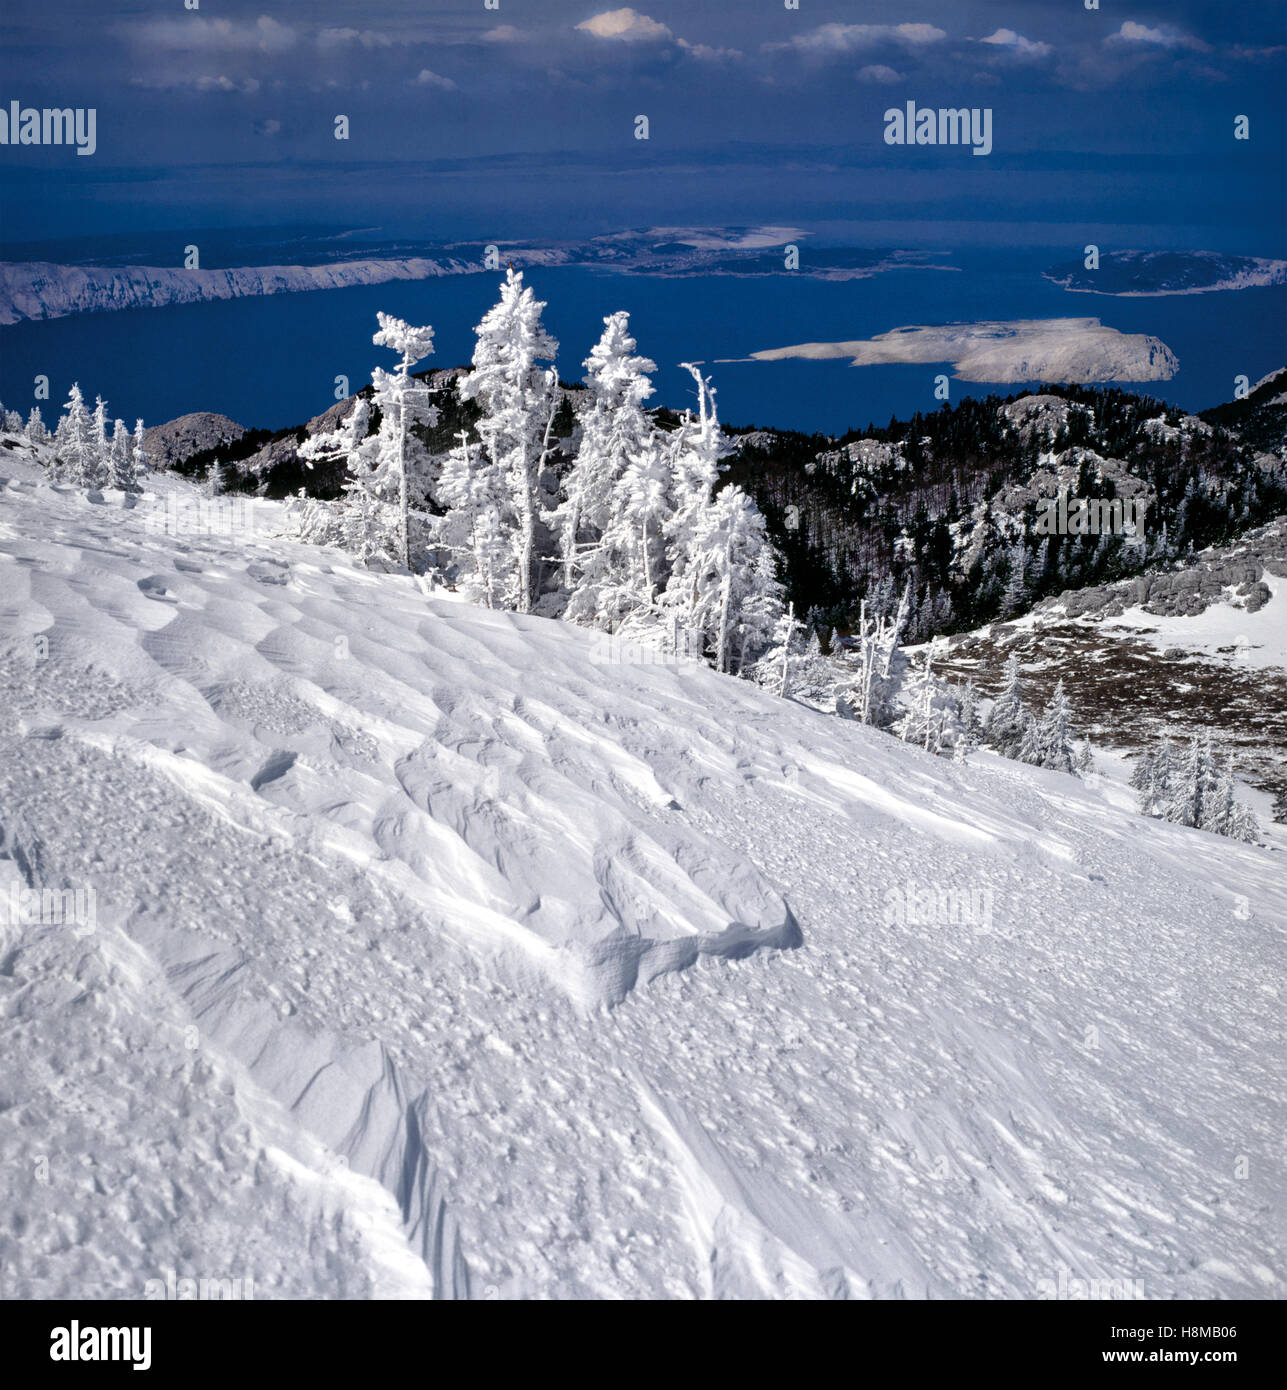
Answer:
[936,619,1287,807]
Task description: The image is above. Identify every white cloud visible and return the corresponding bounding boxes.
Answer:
[770,23,946,56]
[318,28,395,50]
[677,37,742,62]
[130,73,260,94]
[253,119,282,136]
[575,9,673,43]
[1110,22,1208,53]
[857,64,903,85]
[978,29,1052,59]
[135,15,298,55]
[413,69,458,90]
[481,25,526,44]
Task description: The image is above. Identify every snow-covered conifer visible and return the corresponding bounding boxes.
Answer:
[1165,736,1207,828]
[109,418,141,493]
[762,602,800,697]
[300,315,439,570]
[956,681,983,756]
[835,597,905,726]
[893,644,947,751]
[89,396,111,487]
[1025,678,1075,773]
[662,482,783,672]
[132,420,151,477]
[297,398,385,559]
[371,312,440,570]
[454,269,558,611]
[1200,753,1236,838]
[436,430,509,607]
[52,384,97,484]
[556,312,659,615]
[985,652,1030,758]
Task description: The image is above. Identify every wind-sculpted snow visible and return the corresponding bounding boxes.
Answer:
[1,448,1284,1298]
[743,317,1179,383]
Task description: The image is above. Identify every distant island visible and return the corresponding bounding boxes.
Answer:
[0,228,956,325]
[1045,249,1287,297]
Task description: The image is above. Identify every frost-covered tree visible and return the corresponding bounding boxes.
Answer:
[371,312,439,570]
[452,269,559,612]
[834,588,908,726]
[25,407,47,446]
[556,311,659,614]
[955,680,983,758]
[790,626,838,704]
[662,482,783,672]
[893,642,957,754]
[1229,802,1260,843]
[1201,752,1237,838]
[436,430,510,607]
[1022,678,1075,773]
[654,364,784,670]
[206,457,224,498]
[109,418,141,493]
[132,420,151,477]
[300,315,439,570]
[666,364,726,528]
[52,384,97,484]
[893,647,937,750]
[1166,736,1209,829]
[1138,735,1258,842]
[985,652,1031,758]
[90,396,112,486]
[1128,748,1154,796]
[598,431,674,632]
[298,398,385,560]
[4,409,23,433]
[1135,735,1173,816]
[1074,740,1095,776]
[769,602,799,697]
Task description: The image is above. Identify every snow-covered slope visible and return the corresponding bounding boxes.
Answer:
[1,447,1283,1299]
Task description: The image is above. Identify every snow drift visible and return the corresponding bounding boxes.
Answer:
[1,444,1283,1299]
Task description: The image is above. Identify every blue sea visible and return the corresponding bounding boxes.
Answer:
[1,243,1284,436]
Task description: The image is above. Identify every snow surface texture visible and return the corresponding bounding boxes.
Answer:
[1,449,1283,1299]
[742,318,1179,383]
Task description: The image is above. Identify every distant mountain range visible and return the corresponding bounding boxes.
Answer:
[0,228,955,325]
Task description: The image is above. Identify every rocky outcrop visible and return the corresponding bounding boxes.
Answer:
[143,412,246,470]
[1039,518,1287,620]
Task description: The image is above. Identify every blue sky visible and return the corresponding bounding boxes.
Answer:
[2,1,1284,247]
